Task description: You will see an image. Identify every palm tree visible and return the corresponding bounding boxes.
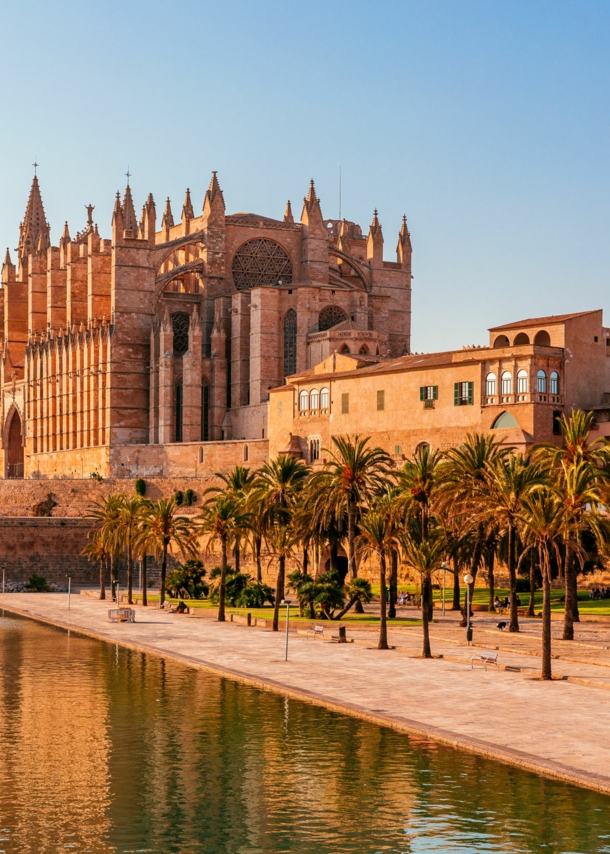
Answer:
[400,528,446,658]
[115,495,146,604]
[250,454,309,631]
[138,498,196,607]
[80,530,110,600]
[357,508,399,650]
[308,436,392,607]
[86,495,122,599]
[206,465,255,573]
[518,491,567,679]
[394,444,442,621]
[438,433,509,611]
[196,495,250,622]
[478,453,548,632]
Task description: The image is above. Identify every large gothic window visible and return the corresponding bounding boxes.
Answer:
[318,305,347,331]
[172,313,190,356]
[232,239,293,291]
[284,309,297,378]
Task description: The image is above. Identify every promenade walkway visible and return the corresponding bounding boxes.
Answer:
[2,593,610,796]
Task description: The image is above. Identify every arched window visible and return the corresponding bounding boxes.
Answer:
[534,330,551,346]
[5,407,24,478]
[319,305,347,331]
[201,382,209,441]
[309,437,321,462]
[358,345,369,355]
[492,411,520,429]
[517,370,528,394]
[172,313,190,356]
[320,387,330,412]
[175,377,183,442]
[501,371,512,395]
[550,371,559,395]
[486,372,497,396]
[299,390,309,412]
[310,389,319,411]
[283,309,297,378]
[244,444,249,462]
[537,370,547,393]
[493,335,510,348]
[339,344,351,355]
[514,332,530,345]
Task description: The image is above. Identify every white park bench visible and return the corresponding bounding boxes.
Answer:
[306,625,325,641]
[471,651,499,671]
[108,608,136,623]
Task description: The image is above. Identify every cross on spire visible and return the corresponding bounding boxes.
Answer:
[125,166,131,186]
[32,159,39,175]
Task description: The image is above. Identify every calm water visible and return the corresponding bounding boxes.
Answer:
[0,613,609,854]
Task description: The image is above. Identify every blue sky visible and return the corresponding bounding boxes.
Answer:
[0,0,608,351]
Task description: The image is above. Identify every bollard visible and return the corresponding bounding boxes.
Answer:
[338,625,347,643]
[247,612,252,627]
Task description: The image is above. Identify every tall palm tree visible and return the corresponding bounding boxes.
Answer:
[308,436,392,606]
[357,507,399,650]
[518,491,567,680]
[250,454,309,631]
[116,495,146,604]
[86,495,123,599]
[478,453,548,632]
[438,433,509,610]
[138,498,196,607]
[400,527,446,658]
[196,495,250,622]
[80,529,110,600]
[394,444,442,621]
[206,465,255,573]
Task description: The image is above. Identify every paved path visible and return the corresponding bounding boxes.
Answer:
[2,593,610,796]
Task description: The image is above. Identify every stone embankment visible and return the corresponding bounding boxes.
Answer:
[2,593,610,797]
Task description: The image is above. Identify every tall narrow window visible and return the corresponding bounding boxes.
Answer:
[310,389,319,411]
[283,309,297,378]
[341,393,349,414]
[377,390,385,411]
[201,383,209,441]
[517,370,528,394]
[175,378,183,442]
[537,370,547,394]
[501,371,512,395]
[172,313,190,356]
[486,373,496,396]
[550,371,559,395]
[299,390,309,412]
[320,387,330,412]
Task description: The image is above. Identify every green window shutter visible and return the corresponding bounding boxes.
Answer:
[433,385,438,400]
[454,383,460,406]
[419,386,425,401]
[341,392,349,414]
[377,389,385,411]
[468,381,474,405]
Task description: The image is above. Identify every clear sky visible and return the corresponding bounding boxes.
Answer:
[0,0,608,352]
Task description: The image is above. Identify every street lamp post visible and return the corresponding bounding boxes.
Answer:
[464,573,473,645]
[281,599,291,661]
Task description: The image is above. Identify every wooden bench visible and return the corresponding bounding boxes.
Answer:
[306,625,325,641]
[471,651,498,670]
[108,608,136,623]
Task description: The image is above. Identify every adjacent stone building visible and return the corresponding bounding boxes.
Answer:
[0,173,412,479]
[269,310,610,462]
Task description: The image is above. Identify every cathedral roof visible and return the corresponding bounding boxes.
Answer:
[229,212,285,225]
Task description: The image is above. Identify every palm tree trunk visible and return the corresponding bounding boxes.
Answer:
[421,573,432,658]
[452,556,461,610]
[388,548,398,619]
[541,547,552,680]
[528,553,536,618]
[218,537,227,622]
[159,542,168,607]
[142,554,148,607]
[234,542,240,574]
[255,535,262,583]
[563,538,575,640]
[110,554,117,602]
[303,548,309,575]
[378,550,389,650]
[99,558,105,600]
[570,562,580,622]
[487,550,495,612]
[507,521,519,633]
[127,540,133,605]
[348,503,357,579]
[272,555,285,632]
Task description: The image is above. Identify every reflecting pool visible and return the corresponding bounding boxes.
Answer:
[0,612,609,853]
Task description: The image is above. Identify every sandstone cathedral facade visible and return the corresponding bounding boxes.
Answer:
[0,173,412,479]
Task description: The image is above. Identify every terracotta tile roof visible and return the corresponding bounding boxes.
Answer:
[489,311,598,332]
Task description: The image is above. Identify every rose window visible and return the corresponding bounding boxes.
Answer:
[232,239,293,291]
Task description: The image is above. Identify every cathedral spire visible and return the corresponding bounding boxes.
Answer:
[182,188,194,221]
[1,248,15,284]
[396,213,412,269]
[202,171,226,224]
[122,184,137,234]
[367,209,384,264]
[283,200,294,224]
[19,175,51,260]
[300,179,324,228]
[162,197,174,230]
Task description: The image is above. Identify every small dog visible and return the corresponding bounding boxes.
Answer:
[497,621,507,631]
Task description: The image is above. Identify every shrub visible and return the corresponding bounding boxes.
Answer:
[237,581,275,608]
[174,490,184,506]
[166,559,208,599]
[25,573,49,592]
[134,478,146,496]
[184,488,195,507]
[515,578,531,593]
